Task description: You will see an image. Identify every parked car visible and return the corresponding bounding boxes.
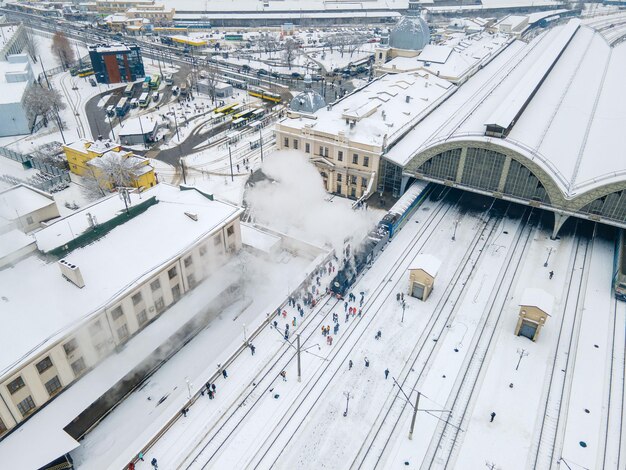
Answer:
[89,77,97,87]
[172,85,180,95]
[105,105,115,117]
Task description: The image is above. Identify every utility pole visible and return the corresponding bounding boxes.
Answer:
[343,391,351,417]
[179,157,187,184]
[137,114,147,149]
[39,56,51,89]
[297,333,301,382]
[171,107,180,142]
[228,145,234,181]
[516,348,529,371]
[259,127,264,163]
[107,113,115,140]
[408,391,420,440]
[401,300,406,323]
[452,219,460,241]
[544,247,553,267]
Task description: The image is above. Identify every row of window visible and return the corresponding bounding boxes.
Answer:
[282,138,369,167]
[336,174,368,187]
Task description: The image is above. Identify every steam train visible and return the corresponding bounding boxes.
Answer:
[330,181,431,297]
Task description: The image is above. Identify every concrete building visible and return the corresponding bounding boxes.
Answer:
[197,80,233,98]
[118,116,158,146]
[0,184,60,234]
[407,254,441,300]
[0,53,34,137]
[0,184,243,442]
[515,288,554,341]
[88,43,145,84]
[379,17,626,235]
[274,70,454,200]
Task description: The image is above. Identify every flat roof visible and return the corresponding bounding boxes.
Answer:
[0,184,242,377]
[520,287,554,314]
[280,70,454,149]
[0,184,55,221]
[0,229,34,259]
[118,117,158,137]
[385,20,626,199]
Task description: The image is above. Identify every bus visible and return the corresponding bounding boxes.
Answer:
[115,97,130,117]
[215,102,239,114]
[124,84,134,97]
[77,68,94,77]
[251,108,266,120]
[227,104,244,115]
[149,75,161,90]
[139,92,150,108]
[225,34,244,41]
[233,109,254,120]
[142,77,151,90]
[231,117,247,129]
[248,86,281,103]
[165,73,174,86]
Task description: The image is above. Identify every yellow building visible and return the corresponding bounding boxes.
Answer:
[407,254,441,301]
[515,288,554,341]
[63,139,156,189]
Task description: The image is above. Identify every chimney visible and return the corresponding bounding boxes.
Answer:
[406,95,412,103]
[59,259,85,288]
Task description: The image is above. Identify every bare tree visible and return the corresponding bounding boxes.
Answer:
[51,31,75,69]
[348,33,367,58]
[200,61,219,104]
[22,83,65,127]
[283,37,298,70]
[259,33,278,58]
[90,152,146,189]
[24,26,39,63]
[81,168,109,201]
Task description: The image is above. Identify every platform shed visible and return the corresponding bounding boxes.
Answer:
[515,288,554,341]
[407,254,441,301]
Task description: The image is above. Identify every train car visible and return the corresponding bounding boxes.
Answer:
[248,87,282,104]
[231,117,247,129]
[215,102,238,114]
[330,180,431,297]
[251,108,266,120]
[380,180,431,238]
[77,68,94,77]
[614,229,626,301]
[233,109,254,120]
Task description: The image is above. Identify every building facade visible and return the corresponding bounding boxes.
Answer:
[88,43,144,84]
[0,185,243,438]
[0,53,34,137]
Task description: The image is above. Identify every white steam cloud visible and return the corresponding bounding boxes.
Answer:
[246,150,379,252]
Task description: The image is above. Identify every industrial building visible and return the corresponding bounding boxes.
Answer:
[0,184,243,446]
[0,53,34,137]
[88,43,144,84]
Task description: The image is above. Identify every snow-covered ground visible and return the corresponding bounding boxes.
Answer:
[88,192,625,470]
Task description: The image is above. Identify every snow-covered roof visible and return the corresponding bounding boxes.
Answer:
[0,229,34,260]
[389,15,431,51]
[279,70,454,149]
[118,117,158,137]
[0,184,242,377]
[385,20,626,199]
[241,223,281,254]
[417,44,453,64]
[64,138,119,155]
[519,287,554,315]
[0,184,55,221]
[408,253,441,277]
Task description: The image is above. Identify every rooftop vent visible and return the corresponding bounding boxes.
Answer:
[185,212,198,221]
[406,95,412,103]
[59,259,85,288]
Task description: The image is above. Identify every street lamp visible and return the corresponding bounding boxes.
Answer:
[544,247,553,267]
[452,219,460,241]
[185,377,192,399]
[343,391,352,417]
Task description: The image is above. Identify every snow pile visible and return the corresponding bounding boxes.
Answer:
[246,150,379,253]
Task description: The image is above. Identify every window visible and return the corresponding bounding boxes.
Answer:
[324,147,329,157]
[337,173,342,182]
[213,235,222,246]
[199,245,207,256]
[363,156,369,167]
[111,306,124,321]
[71,358,86,377]
[184,256,193,268]
[168,267,177,279]
[117,324,129,340]
[63,338,78,356]
[137,309,148,326]
[351,175,357,185]
[155,297,165,312]
[336,183,342,194]
[361,177,368,187]
[351,187,356,198]
[45,376,62,396]
[293,139,298,150]
[188,274,197,288]
[88,320,103,336]
[26,216,34,225]
[17,396,36,417]
[227,226,234,236]
[131,292,143,306]
[352,154,359,164]
[150,279,161,291]
[305,143,310,153]
[172,284,181,301]
[36,357,53,374]
[319,145,324,156]
[7,376,25,394]
[284,137,289,148]
[0,417,7,436]
[337,151,343,162]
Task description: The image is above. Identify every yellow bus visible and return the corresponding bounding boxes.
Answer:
[215,102,239,114]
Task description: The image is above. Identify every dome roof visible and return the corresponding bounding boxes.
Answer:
[389,16,430,51]
[290,89,326,114]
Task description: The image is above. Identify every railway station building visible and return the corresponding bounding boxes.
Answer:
[0,184,242,450]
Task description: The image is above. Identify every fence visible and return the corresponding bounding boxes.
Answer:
[37,54,91,83]
[0,145,71,192]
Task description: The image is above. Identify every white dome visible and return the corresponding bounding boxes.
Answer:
[389,16,431,51]
[290,89,326,114]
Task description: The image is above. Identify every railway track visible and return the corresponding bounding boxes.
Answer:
[529,226,594,470]
[57,72,87,139]
[420,207,538,469]
[351,201,519,469]
[183,189,463,469]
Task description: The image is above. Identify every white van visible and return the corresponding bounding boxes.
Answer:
[130,98,139,108]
